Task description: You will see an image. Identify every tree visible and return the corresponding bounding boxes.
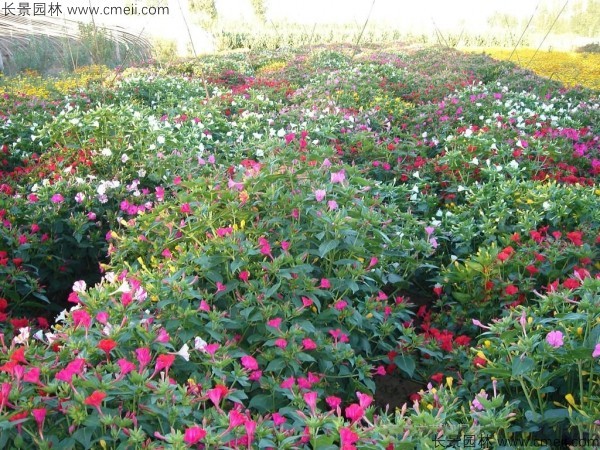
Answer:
[250,0,267,23]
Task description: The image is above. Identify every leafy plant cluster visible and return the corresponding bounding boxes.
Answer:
[0,45,598,448]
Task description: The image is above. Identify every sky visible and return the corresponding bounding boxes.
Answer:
[51,0,561,53]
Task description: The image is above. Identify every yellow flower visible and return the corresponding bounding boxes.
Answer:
[484,340,491,348]
[446,376,453,389]
[565,393,577,408]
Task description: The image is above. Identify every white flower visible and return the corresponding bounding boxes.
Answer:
[175,344,190,361]
[508,160,519,170]
[157,135,165,144]
[542,201,551,210]
[100,148,112,157]
[55,309,68,323]
[74,192,85,203]
[194,336,208,352]
[121,154,129,163]
[470,157,479,166]
[72,280,86,293]
[12,327,30,345]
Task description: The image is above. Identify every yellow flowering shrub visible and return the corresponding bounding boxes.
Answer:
[485,48,600,90]
[0,65,110,98]
[256,60,287,75]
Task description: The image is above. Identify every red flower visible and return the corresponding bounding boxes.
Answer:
[10,318,28,329]
[430,372,444,384]
[84,390,107,409]
[566,231,583,246]
[454,335,471,346]
[98,339,117,357]
[473,356,487,368]
[525,265,539,276]
[562,278,580,290]
[505,285,519,296]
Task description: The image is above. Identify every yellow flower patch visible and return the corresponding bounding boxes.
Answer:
[485,48,600,90]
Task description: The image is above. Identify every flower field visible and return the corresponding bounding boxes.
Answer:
[484,48,600,91]
[0,46,599,448]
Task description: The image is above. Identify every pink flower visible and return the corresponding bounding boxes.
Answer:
[326,396,342,410]
[471,390,488,411]
[330,170,346,183]
[367,256,378,268]
[51,194,64,204]
[280,377,295,389]
[281,241,290,252]
[71,310,91,329]
[320,278,331,289]
[340,427,359,447]
[302,338,317,350]
[135,347,152,372]
[327,200,338,210]
[303,391,318,414]
[216,282,226,293]
[183,426,206,445]
[74,192,85,203]
[344,403,364,422]
[356,392,373,409]
[267,317,282,329]
[241,355,259,371]
[285,132,295,144]
[314,189,326,202]
[155,328,170,343]
[207,384,229,407]
[117,358,136,377]
[161,248,172,259]
[334,300,348,310]
[180,203,192,213]
[31,407,46,433]
[275,338,287,349]
[239,271,249,282]
[272,412,286,426]
[96,311,109,324]
[301,297,313,308]
[593,343,600,358]
[546,330,564,348]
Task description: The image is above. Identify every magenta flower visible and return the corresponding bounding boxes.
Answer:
[302,338,317,350]
[320,278,331,289]
[183,426,206,445]
[344,403,364,422]
[135,347,152,372]
[546,330,564,348]
[303,391,318,414]
[592,343,600,358]
[241,355,259,371]
[314,189,326,202]
[275,338,288,349]
[330,170,346,183]
[280,377,295,389]
[267,317,282,329]
[50,193,64,203]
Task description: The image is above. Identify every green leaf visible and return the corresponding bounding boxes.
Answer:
[249,394,274,413]
[318,239,339,258]
[265,358,286,372]
[511,356,534,377]
[393,355,416,378]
